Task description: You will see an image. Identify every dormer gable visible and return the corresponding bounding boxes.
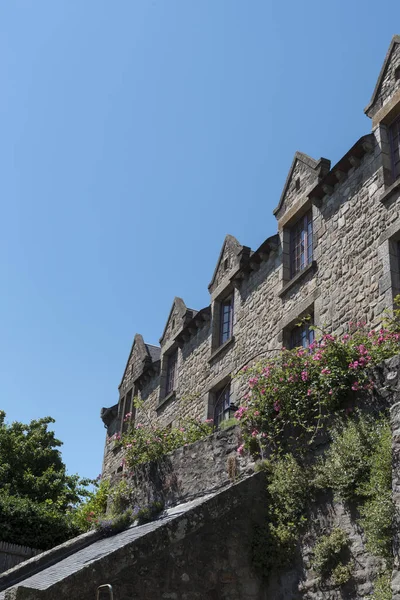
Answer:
[119,333,160,393]
[208,234,251,297]
[273,152,330,224]
[159,297,196,347]
[365,35,400,123]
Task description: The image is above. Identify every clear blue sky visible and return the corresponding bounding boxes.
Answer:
[0,1,399,480]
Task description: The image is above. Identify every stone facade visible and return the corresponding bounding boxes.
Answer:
[102,35,400,480]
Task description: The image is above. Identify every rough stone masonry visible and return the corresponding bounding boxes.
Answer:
[102,35,400,483]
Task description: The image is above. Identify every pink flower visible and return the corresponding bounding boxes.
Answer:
[248,377,259,389]
[254,411,260,416]
[321,368,331,375]
[251,429,259,438]
[301,370,308,382]
[237,444,245,455]
[273,401,280,413]
[351,381,360,391]
[307,389,312,396]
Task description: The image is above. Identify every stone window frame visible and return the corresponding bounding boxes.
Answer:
[280,201,317,295]
[118,385,137,434]
[219,294,234,346]
[388,114,400,182]
[289,315,315,350]
[165,349,178,395]
[378,221,400,312]
[278,290,320,349]
[289,209,313,278]
[206,373,237,428]
[210,283,236,358]
[159,344,180,405]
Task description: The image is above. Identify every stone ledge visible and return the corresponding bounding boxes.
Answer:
[156,391,176,411]
[208,336,235,363]
[279,261,317,298]
[0,529,103,593]
[379,177,400,203]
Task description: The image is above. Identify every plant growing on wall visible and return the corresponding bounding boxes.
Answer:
[235,322,400,454]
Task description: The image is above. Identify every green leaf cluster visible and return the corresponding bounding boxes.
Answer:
[117,417,214,470]
[316,414,394,563]
[0,411,91,549]
[312,528,351,584]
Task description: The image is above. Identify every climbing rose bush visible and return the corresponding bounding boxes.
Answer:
[236,324,400,454]
[120,418,214,470]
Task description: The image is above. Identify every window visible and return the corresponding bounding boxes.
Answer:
[120,388,135,433]
[214,384,232,427]
[165,350,178,395]
[389,115,400,181]
[219,296,233,345]
[290,320,315,349]
[290,210,313,277]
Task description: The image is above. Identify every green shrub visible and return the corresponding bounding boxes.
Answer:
[372,571,392,600]
[71,479,110,532]
[314,414,379,503]
[253,454,310,574]
[236,324,400,453]
[0,493,79,550]
[117,417,213,470]
[359,422,394,562]
[312,528,351,584]
[219,418,237,430]
[315,414,394,563]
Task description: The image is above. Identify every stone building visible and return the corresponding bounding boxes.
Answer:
[102,34,400,478]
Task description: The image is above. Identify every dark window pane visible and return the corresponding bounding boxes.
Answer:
[219,297,233,345]
[214,384,231,428]
[290,210,313,277]
[166,351,178,395]
[290,320,314,349]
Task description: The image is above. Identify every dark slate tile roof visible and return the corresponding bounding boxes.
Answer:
[145,344,161,363]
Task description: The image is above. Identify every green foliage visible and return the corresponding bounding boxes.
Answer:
[95,500,164,536]
[315,414,394,563]
[0,411,92,549]
[135,500,164,525]
[314,414,380,503]
[71,479,110,532]
[0,411,90,508]
[96,508,136,536]
[359,422,394,562]
[118,417,214,470]
[372,571,392,600]
[0,493,79,550]
[253,454,310,574]
[235,324,400,453]
[312,528,351,584]
[219,417,237,430]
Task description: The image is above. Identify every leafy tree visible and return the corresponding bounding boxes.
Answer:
[0,410,91,549]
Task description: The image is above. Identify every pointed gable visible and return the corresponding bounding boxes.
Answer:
[119,333,159,393]
[208,234,251,296]
[159,297,196,347]
[365,35,400,122]
[273,152,330,222]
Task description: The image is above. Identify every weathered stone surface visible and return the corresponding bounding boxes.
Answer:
[2,474,268,600]
[109,425,253,509]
